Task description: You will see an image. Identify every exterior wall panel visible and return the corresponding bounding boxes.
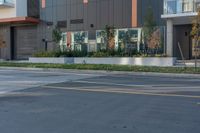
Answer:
[0,0,40,19]
[16,0,27,17]
[137,0,164,26]
[40,0,134,31]
[0,0,16,19]
[0,25,11,60]
[14,26,37,60]
[132,0,137,27]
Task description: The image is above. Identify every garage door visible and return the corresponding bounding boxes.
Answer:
[14,26,37,60]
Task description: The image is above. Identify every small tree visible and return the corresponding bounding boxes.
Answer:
[191,8,200,69]
[101,25,116,50]
[147,29,161,54]
[52,26,62,50]
[142,6,157,54]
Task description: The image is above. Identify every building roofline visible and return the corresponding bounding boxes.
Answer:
[0,17,40,24]
[161,12,198,19]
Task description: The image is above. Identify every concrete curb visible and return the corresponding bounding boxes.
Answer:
[0,66,200,78]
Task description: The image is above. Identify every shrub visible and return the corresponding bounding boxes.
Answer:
[33,50,167,58]
[91,51,110,57]
[33,51,60,57]
[33,50,88,58]
[61,50,88,57]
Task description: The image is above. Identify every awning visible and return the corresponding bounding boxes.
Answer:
[0,17,40,24]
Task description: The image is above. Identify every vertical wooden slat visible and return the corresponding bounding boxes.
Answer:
[132,0,137,27]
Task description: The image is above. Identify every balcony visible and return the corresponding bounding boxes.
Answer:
[0,0,14,8]
[162,0,200,18]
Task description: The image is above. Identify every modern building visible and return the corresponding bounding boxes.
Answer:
[0,0,164,60]
[0,0,40,60]
[162,0,200,59]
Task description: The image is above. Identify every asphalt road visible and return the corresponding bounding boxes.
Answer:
[0,68,200,133]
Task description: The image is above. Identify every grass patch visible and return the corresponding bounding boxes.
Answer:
[0,62,200,74]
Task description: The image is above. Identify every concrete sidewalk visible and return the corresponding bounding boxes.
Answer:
[1,66,200,79]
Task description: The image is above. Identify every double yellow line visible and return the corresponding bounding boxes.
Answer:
[42,85,200,99]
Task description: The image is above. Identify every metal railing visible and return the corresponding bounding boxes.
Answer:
[164,0,200,14]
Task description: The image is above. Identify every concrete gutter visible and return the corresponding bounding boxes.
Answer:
[0,66,200,79]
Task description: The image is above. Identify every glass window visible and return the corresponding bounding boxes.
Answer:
[59,32,67,51]
[166,0,177,14]
[96,30,107,51]
[71,31,88,52]
[164,0,196,14]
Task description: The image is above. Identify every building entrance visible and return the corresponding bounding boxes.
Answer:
[13,26,37,60]
[173,25,192,60]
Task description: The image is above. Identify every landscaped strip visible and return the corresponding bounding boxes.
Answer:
[0,62,200,74]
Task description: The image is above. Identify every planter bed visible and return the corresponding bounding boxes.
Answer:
[29,57,176,67]
[0,59,4,62]
[29,57,74,64]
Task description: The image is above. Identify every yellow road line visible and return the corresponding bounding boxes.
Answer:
[42,85,200,99]
[74,80,200,89]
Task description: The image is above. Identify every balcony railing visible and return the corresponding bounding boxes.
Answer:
[164,0,200,14]
[0,0,14,7]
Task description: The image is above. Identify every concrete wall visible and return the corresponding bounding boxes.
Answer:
[16,0,27,17]
[0,0,17,19]
[29,57,176,66]
[0,0,28,19]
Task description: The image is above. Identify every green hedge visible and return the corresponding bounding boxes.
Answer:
[33,50,166,58]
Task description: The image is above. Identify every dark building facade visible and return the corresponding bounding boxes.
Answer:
[0,0,164,60]
[40,0,164,34]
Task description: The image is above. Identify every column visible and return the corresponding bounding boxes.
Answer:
[166,19,173,57]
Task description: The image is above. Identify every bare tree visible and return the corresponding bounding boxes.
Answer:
[191,8,200,69]
[142,6,163,55]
